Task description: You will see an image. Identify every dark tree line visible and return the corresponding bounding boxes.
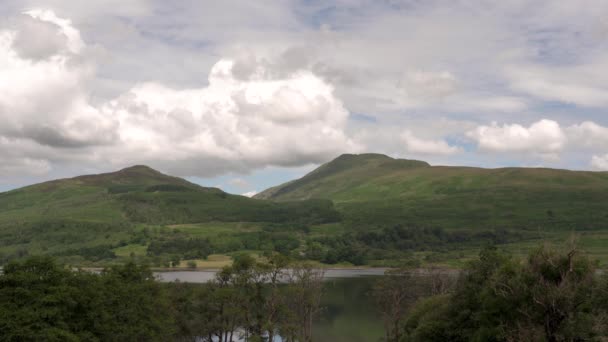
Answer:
[308,224,523,265]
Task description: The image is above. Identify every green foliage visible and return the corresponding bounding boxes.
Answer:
[145,229,301,263]
[402,244,608,341]
[4,157,608,268]
[168,254,324,342]
[58,244,117,261]
[0,165,340,263]
[147,237,213,259]
[308,225,525,265]
[0,257,173,341]
[119,191,340,225]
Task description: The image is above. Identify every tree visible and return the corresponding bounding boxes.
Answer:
[373,269,418,342]
[402,243,606,342]
[373,266,456,342]
[0,256,82,341]
[95,262,174,340]
[283,264,325,342]
[487,244,597,341]
[0,257,174,341]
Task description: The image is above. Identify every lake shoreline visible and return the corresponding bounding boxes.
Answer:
[80,265,462,273]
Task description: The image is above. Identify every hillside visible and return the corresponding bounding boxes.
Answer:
[0,166,339,263]
[256,153,608,230]
[4,157,608,268]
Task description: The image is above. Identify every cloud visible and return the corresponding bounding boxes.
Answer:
[2,2,608,186]
[398,71,458,104]
[449,95,528,113]
[401,131,461,156]
[10,13,68,60]
[0,11,116,150]
[0,136,54,176]
[0,157,51,176]
[241,190,258,198]
[467,119,566,154]
[23,9,84,54]
[104,59,358,176]
[465,119,608,168]
[566,121,608,149]
[508,67,608,108]
[591,154,608,171]
[0,10,359,178]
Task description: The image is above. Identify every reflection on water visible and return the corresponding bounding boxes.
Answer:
[156,270,385,342]
[314,276,384,342]
[155,268,387,283]
[155,270,217,283]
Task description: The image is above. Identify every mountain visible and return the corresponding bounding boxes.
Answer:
[0,165,339,225]
[0,166,339,262]
[256,153,608,229]
[4,157,608,267]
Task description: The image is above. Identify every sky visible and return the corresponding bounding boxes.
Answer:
[1,0,607,195]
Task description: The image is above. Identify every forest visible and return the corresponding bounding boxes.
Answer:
[1,243,607,341]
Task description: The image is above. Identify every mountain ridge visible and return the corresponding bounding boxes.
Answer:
[256,153,608,229]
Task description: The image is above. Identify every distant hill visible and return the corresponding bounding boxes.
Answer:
[5,156,608,267]
[0,166,339,262]
[256,153,608,229]
[0,165,338,226]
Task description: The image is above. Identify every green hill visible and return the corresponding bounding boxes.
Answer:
[0,166,339,264]
[256,153,608,230]
[4,156,608,268]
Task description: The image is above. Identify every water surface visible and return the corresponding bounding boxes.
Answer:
[156,269,386,341]
[154,268,387,283]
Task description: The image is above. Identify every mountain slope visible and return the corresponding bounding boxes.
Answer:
[256,153,430,201]
[0,165,204,225]
[256,153,608,229]
[0,166,339,261]
[0,165,338,226]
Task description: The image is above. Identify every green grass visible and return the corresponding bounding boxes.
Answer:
[167,222,264,238]
[113,244,148,257]
[257,153,608,230]
[309,223,349,238]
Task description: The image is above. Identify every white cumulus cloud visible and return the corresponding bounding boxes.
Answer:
[0,11,116,149]
[566,121,608,149]
[591,154,608,171]
[401,131,461,155]
[241,190,258,198]
[0,10,358,177]
[467,119,566,154]
[104,59,358,175]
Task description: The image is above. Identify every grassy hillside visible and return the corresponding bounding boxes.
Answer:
[4,156,608,268]
[256,153,608,230]
[0,166,339,264]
